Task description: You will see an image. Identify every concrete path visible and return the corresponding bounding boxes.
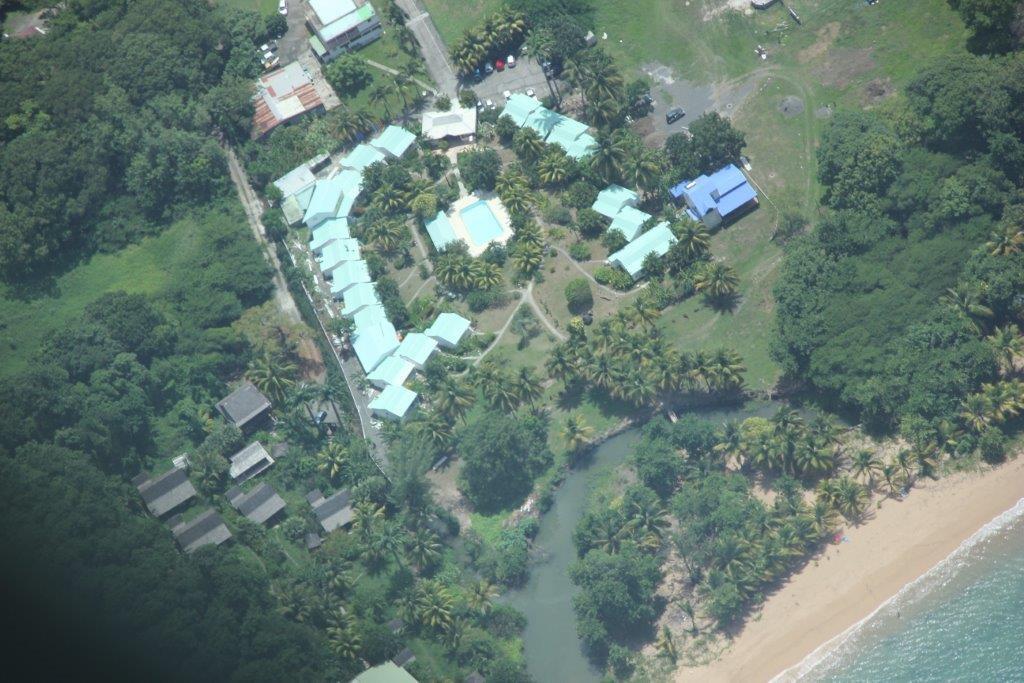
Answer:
[393,0,458,97]
[365,59,436,94]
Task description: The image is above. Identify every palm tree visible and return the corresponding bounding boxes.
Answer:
[537,150,570,187]
[562,412,595,455]
[514,366,543,406]
[589,130,628,183]
[512,242,543,275]
[367,218,407,254]
[317,441,348,483]
[675,220,711,259]
[466,579,499,616]
[959,392,994,433]
[625,146,663,197]
[246,351,297,405]
[415,582,454,630]
[546,344,580,386]
[986,222,1024,256]
[432,376,474,421]
[833,476,868,522]
[351,502,385,542]
[470,260,502,289]
[695,261,740,299]
[655,625,678,662]
[678,599,700,636]
[810,497,839,537]
[987,325,1023,376]
[849,449,882,490]
[625,499,671,545]
[512,127,545,161]
[879,462,904,498]
[500,184,533,215]
[941,285,993,334]
[412,410,454,451]
[368,82,395,119]
[586,96,620,128]
[405,529,442,570]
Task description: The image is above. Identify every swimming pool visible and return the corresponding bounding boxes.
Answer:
[460,200,503,247]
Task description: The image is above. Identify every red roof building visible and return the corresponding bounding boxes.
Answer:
[252,62,324,139]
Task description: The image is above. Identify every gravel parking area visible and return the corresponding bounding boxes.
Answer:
[463,56,553,106]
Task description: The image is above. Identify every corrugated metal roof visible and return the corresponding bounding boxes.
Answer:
[369,384,418,420]
[606,221,677,279]
[425,211,458,251]
[369,125,416,158]
[592,184,639,218]
[425,312,471,348]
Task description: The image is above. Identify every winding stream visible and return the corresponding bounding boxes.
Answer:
[508,401,787,681]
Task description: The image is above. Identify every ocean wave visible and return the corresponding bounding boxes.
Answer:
[772,495,1024,682]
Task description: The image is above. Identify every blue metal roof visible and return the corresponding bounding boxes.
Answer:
[340,144,385,171]
[670,164,756,219]
[352,319,399,372]
[396,332,438,367]
[352,304,389,333]
[366,354,415,388]
[425,312,471,347]
[341,282,380,316]
[369,383,418,420]
[309,217,350,252]
[328,260,371,296]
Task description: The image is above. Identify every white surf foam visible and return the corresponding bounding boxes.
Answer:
[772,495,1024,682]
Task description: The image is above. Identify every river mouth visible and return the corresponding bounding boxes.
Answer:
[506,400,788,681]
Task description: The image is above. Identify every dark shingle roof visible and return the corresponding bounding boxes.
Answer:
[311,488,353,532]
[216,382,271,428]
[392,647,416,667]
[228,482,286,524]
[173,509,232,553]
[136,468,197,517]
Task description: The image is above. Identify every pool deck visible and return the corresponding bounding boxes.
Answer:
[448,193,513,257]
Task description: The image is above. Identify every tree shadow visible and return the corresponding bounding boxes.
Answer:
[702,291,740,313]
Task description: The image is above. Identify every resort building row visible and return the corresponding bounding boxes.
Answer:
[273,125,472,421]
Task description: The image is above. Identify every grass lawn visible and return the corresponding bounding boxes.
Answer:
[418,0,502,46]
[217,0,278,16]
[0,207,229,378]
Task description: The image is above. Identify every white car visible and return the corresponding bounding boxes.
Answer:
[507,54,516,68]
[525,88,536,97]
[278,0,287,15]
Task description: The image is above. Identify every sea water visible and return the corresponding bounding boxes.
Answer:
[785,497,1024,681]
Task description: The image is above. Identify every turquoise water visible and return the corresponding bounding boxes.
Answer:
[791,498,1024,681]
[460,200,503,246]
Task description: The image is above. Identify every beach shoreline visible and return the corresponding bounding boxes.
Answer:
[675,455,1024,682]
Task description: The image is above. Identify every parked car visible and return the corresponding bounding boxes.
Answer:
[665,107,685,124]
[525,87,536,97]
[262,50,274,62]
[484,62,494,74]
[507,54,516,68]
[259,43,272,53]
[495,59,505,71]
[278,0,287,15]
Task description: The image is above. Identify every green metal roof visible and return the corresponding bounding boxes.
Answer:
[500,93,542,126]
[318,238,362,272]
[366,354,415,388]
[328,259,371,296]
[309,35,327,57]
[425,211,458,251]
[353,662,418,683]
[353,304,389,332]
[341,282,380,316]
[425,312,471,348]
[564,132,597,160]
[369,383,418,420]
[340,144,385,172]
[608,205,651,242]
[352,319,399,372]
[523,106,561,138]
[281,195,304,226]
[592,184,639,218]
[369,125,416,158]
[396,332,437,367]
[309,217,350,252]
[606,221,677,279]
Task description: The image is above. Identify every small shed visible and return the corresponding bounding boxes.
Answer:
[134,467,197,517]
[228,442,275,482]
[226,482,286,525]
[171,509,232,553]
[216,382,272,434]
[392,647,417,668]
[424,211,459,252]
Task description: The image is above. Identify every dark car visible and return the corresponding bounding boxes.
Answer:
[665,107,685,124]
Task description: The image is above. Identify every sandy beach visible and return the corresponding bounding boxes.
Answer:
[676,455,1024,682]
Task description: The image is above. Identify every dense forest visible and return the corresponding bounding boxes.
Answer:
[773,52,1024,447]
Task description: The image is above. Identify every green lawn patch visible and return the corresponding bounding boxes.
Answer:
[0,207,227,377]
[419,0,502,46]
[217,0,278,16]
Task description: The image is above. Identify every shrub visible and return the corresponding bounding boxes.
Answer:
[564,180,599,210]
[569,242,591,261]
[594,266,633,290]
[458,147,502,191]
[564,278,594,313]
[466,288,509,312]
[458,89,477,108]
[495,115,518,144]
[435,94,451,111]
[324,55,372,96]
[542,202,572,225]
[575,207,605,237]
[601,228,628,253]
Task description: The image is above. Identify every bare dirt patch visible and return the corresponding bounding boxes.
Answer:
[813,47,876,89]
[863,77,895,105]
[799,21,841,63]
[702,0,756,22]
[778,95,805,118]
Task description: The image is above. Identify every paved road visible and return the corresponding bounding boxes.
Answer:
[394,0,458,97]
